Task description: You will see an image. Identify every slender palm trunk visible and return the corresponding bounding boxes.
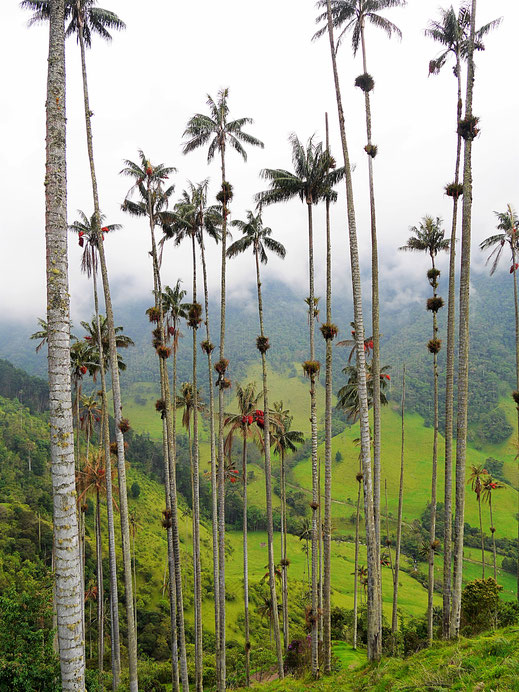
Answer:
[392,367,405,637]
[217,149,228,692]
[512,244,519,601]
[254,247,284,678]
[428,258,439,645]
[96,489,104,675]
[166,343,189,690]
[199,236,220,662]
[323,113,333,673]
[92,260,121,688]
[477,494,485,578]
[161,409,180,692]
[384,480,394,581]
[318,459,323,645]
[360,21,382,590]
[324,0,381,660]
[306,201,320,677]
[280,447,289,650]
[190,237,203,692]
[353,466,361,650]
[489,496,497,581]
[451,0,478,638]
[77,15,130,684]
[45,3,85,684]
[443,55,463,640]
[242,435,251,686]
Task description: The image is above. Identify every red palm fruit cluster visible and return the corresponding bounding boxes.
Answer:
[241,415,254,425]
[229,470,239,484]
[382,374,391,381]
[78,231,84,247]
[510,263,519,273]
[80,365,88,375]
[253,409,265,428]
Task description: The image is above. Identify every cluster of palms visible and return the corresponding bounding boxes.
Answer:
[35,0,517,691]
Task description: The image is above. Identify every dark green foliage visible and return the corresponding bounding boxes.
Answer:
[302,360,320,377]
[484,457,507,484]
[364,144,378,158]
[461,578,502,634]
[474,407,513,446]
[256,335,270,353]
[354,72,375,92]
[427,338,442,354]
[0,359,48,413]
[320,322,339,340]
[335,450,343,463]
[501,556,517,575]
[130,482,141,499]
[0,565,59,691]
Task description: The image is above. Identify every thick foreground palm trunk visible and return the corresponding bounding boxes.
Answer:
[451,0,478,637]
[324,0,381,660]
[45,1,85,686]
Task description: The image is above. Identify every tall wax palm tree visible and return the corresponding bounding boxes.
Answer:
[391,366,405,638]
[481,477,504,582]
[121,152,190,690]
[425,5,501,636]
[270,402,304,651]
[322,0,383,660]
[70,210,123,675]
[315,3,406,607]
[256,136,344,676]
[480,205,519,598]
[42,1,85,685]
[161,281,190,691]
[223,381,261,686]
[399,215,449,643]
[228,213,287,676]
[23,2,127,679]
[183,89,263,691]
[77,450,117,677]
[451,0,479,638]
[468,464,489,578]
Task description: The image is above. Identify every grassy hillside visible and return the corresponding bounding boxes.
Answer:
[239,627,519,691]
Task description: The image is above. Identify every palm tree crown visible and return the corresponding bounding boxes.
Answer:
[480,205,519,275]
[21,0,125,47]
[399,216,450,266]
[69,210,121,277]
[227,211,286,265]
[256,133,344,207]
[182,88,264,162]
[313,0,405,54]
[120,150,177,223]
[425,4,501,75]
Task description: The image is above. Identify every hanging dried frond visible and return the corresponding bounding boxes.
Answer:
[161,509,172,529]
[156,345,172,359]
[427,338,442,354]
[214,358,229,375]
[356,471,364,483]
[187,302,203,329]
[216,180,234,204]
[355,72,375,92]
[320,322,339,340]
[146,306,161,323]
[220,377,232,390]
[118,418,131,434]
[302,360,321,377]
[310,500,319,511]
[458,115,480,140]
[256,335,270,353]
[364,144,378,158]
[155,399,166,413]
[201,340,214,355]
[445,182,464,199]
[426,296,444,313]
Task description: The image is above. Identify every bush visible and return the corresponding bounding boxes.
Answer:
[461,578,502,634]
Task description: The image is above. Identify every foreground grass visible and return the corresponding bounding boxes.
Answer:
[242,627,519,691]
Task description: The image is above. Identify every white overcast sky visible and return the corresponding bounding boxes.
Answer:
[2,0,518,326]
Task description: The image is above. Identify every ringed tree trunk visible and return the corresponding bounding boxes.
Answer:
[392,366,406,638]
[92,251,121,688]
[217,146,228,692]
[428,256,440,645]
[477,490,485,578]
[512,240,519,601]
[442,52,463,640]
[360,18,382,586]
[488,494,497,581]
[45,0,85,685]
[305,200,320,678]
[353,466,361,650]
[76,10,130,683]
[199,235,221,660]
[96,488,104,675]
[190,236,204,692]
[280,445,289,650]
[451,0,478,638]
[254,245,284,678]
[242,433,251,687]
[322,112,334,673]
[323,0,382,661]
